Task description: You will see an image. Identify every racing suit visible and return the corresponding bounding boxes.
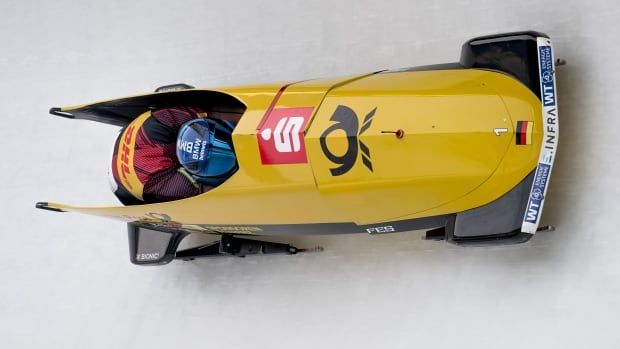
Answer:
[110,106,207,205]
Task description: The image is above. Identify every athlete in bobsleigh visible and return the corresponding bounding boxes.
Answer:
[109,106,238,205]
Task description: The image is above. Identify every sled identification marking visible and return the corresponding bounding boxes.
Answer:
[493,128,508,136]
[366,225,395,234]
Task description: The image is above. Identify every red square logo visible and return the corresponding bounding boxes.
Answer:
[257,107,314,164]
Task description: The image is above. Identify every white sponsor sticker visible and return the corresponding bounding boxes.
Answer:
[521,37,559,234]
[136,252,161,261]
[366,225,395,234]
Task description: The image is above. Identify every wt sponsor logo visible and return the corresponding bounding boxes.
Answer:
[539,46,556,107]
[524,163,551,223]
[257,107,313,164]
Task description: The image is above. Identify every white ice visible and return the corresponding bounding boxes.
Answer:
[1,0,619,348]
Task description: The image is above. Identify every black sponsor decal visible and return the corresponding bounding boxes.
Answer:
[144,212,173,222]
[320,105,375,176]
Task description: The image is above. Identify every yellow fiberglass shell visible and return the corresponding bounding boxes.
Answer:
[45,69,541,230]
[305,69,541,223]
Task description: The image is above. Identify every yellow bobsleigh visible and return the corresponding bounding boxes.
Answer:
[37,31,559,265]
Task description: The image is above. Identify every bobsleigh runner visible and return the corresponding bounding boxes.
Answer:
[37,31,560,265]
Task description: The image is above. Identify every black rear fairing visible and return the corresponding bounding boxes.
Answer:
[424,171,537,245]
[128,223,189,265]
[460,31,549,99]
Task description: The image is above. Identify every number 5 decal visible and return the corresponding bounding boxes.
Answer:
[267,116,305,153]
[257,107,314,164]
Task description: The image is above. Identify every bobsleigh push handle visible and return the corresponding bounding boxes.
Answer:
[49,107,75,119]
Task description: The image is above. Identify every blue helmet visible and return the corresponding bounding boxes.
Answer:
[176,119,237,186]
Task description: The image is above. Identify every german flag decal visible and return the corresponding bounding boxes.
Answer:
[516,121,533,145]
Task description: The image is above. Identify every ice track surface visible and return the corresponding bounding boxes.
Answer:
[1,1,619,348]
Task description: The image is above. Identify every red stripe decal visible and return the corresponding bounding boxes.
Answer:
[256,83,294,130]
[520,121,529,145]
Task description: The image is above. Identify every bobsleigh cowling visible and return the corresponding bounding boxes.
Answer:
[37,31,559,265]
